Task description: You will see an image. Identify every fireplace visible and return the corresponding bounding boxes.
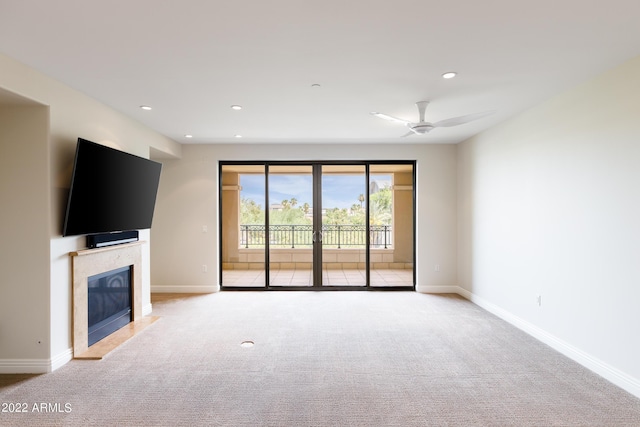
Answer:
[87,266,132,347]
[70,241,144,357]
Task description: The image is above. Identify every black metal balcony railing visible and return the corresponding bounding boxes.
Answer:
[240,224,392,249]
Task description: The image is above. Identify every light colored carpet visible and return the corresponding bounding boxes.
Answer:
[2,292,640,426]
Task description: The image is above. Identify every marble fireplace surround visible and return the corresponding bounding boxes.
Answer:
[70,241,144,357]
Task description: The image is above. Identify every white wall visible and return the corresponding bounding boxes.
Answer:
[0,53,181,372]
[457,55,640,396]
[151,143,458,292]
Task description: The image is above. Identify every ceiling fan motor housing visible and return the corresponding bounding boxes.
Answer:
[410,123,434,134]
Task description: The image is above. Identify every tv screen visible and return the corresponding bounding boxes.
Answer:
[62,138,162,237]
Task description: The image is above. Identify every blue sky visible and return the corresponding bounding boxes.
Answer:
[240,174,390,210]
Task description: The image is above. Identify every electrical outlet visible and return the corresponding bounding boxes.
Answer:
[202,264,208,273]
[434,264,440,272]
[202,225,208,233]
[537,295,542,306]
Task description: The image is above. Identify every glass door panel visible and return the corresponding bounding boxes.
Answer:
[321,165,367,287]
[369,164,414,287]
[268,165,314,287]
[221,165,266,287]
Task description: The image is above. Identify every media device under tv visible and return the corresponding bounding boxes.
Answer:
[62,138,162,248]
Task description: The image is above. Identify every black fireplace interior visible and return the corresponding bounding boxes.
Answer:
[88,265,132,347]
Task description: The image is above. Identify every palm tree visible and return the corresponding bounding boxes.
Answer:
[290,197,298,208]
[358,193,365,208]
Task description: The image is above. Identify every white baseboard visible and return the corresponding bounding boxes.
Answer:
[143,303,153,316]
[50,348,73,372]
[151,285,219,293]
[0,359,50,374]
[455,286,640,399]
[0,348,72,374]
[416,285,460,294]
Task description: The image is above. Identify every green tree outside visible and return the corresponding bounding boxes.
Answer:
[241,186,392,227]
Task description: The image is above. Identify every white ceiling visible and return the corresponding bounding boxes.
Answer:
[1,1,639,144]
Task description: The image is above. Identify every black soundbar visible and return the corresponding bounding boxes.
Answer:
[87,230,139,249]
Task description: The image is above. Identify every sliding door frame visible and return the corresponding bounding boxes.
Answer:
[219,160,416,291]
[312,164,322,287]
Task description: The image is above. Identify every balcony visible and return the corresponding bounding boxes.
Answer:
[240,224,392,249]
[223,224,411,275]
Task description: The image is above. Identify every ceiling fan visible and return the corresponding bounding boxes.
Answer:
[371,101,494,137]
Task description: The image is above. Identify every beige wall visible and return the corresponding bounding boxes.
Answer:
[393,170,414,263]
[151,143,457,293]
[221,170,240,263]
[457,55,640,396]
[0,104,50,361]
[0,52,181,372]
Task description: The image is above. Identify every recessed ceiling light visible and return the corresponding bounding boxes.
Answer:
[240,341,254,348]
[311,83,321,87]
[234,134,242,138]
[231,105,242,110]
[140,105,152,110]
[442,72,457,79]
[184,134,193,138]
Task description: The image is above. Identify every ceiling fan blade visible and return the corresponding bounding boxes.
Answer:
[416,101,429,123]
[401,130,415,137]
[370,112,411,125]
[432,110,496,128]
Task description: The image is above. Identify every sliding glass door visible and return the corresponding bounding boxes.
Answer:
[268,165,314,287]
[220,164,266,288]
[321,165,367,287]
[220,161,415,290]
[369,164,414,287]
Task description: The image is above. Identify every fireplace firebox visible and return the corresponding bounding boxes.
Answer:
[87,266,132,347]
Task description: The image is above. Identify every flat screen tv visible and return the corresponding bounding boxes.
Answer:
[62,138,162,237]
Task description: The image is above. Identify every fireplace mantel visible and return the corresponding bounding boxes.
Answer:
[70,241,144,357]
